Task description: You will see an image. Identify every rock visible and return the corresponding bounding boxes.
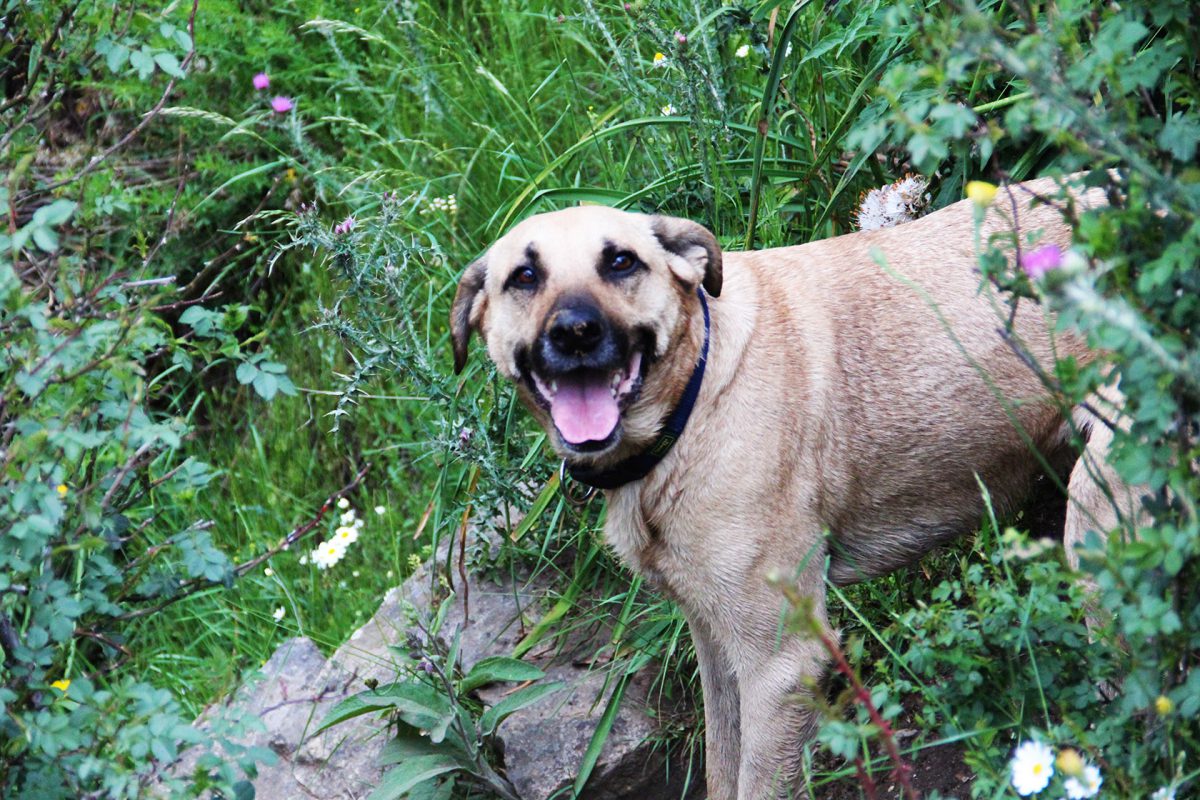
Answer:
[180,551,693,800]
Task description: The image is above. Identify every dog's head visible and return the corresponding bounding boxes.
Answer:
[451,206,721,460]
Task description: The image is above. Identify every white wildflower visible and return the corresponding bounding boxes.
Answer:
[661,103,678,116]
[374,505,386,515]
[299,555,309,566]
[1064,765,1102,799]
[334,525,359,547]
[340,509,357,526]
[272,607,285,622]
[1151,787,1176,800]
[264,567,274,577]
[337,497,350,510]
[311,539,347,570]
[735,44,750,58]
[652,52,667,68]
[1010,740,1055,796]
[854,174,931,231]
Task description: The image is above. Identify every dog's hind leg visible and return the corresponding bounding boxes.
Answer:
[1064,390,1145,571]
[688,613,742,800]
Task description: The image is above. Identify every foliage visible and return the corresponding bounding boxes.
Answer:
[316,595,563,800]
[806,0,1200,797]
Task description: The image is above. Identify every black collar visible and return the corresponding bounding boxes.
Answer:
[564,288,711,491]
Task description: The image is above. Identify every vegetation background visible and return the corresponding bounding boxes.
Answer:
[1,0,1196,798]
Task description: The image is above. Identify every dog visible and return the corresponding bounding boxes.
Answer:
[450,175,1117,800]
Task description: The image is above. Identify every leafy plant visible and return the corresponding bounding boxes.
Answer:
[316,596,563,800]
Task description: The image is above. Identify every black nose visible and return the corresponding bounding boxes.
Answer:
[548,303,605,355]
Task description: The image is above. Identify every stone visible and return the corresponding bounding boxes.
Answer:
[179,548,693,800]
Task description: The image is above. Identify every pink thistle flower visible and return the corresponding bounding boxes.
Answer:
[675,31,687,45]
[1020,244,1063,279]
[334,216,356,235]
[270,96,295,114]
[252,72,270,90]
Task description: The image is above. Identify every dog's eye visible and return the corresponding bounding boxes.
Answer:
[609,252,638,274]
[506,266,539,290]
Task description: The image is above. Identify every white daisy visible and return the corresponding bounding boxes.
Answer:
[661,103,678,116]
[311,539,347,570]
[337,497,350,510]
[334,525,359,547]
[1010,740,1055,796]
[1064,765,1102,799]
[272,607,285,622]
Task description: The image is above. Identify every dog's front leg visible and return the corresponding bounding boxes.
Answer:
[687,612,741,800]
[732,595,830,800]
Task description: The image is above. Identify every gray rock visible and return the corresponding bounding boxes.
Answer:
[180,550,693,800]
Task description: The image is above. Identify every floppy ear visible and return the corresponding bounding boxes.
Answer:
[650,215,723,297]
[450,256,488,374]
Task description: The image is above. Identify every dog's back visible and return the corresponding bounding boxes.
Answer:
[724,178,1101,582]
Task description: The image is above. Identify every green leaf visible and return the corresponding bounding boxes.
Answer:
[252,372,278,400]
[31,226,59,253]
[106,43,129,72]
[154,51,185,78]
[479,681,563,735]
[315,683,451,735]
[460,656,545,694]
[130,48,155,79]
[31,199,77,227]
[365,755,460,800]
[235,362,258,385]
[377,731,445,765]
[573,673,629,797]
[1159,112,1200,163]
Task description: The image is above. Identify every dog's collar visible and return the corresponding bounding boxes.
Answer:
[563,288,710,494]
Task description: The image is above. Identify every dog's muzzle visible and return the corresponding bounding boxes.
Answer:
[525,298,645,449]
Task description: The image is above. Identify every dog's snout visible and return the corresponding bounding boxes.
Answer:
[548,304,606,355]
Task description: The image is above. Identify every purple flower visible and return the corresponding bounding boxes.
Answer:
[1020,244,1063,279]
[270,96,295,114]
[252,72,270,90]
[334,216,356,235]
[675,30,687,45]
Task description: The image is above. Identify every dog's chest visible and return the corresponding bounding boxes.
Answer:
[602,490,729,606]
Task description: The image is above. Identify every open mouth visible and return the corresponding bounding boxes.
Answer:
[528,350,644,448]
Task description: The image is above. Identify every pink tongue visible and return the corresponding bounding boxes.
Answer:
[550,374,619,444]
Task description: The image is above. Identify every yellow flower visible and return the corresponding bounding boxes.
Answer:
[652,52,667,67]
[51,679,70,693]
[966,180,998,207]
[1155,695,1174,715]
[56,484,68,497]
[1056,748,1084,777]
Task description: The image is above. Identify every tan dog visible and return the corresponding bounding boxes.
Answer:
[451,176,1112,800]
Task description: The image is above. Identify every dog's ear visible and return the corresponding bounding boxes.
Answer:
[450,256,488,374]
[650,215,723,297]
